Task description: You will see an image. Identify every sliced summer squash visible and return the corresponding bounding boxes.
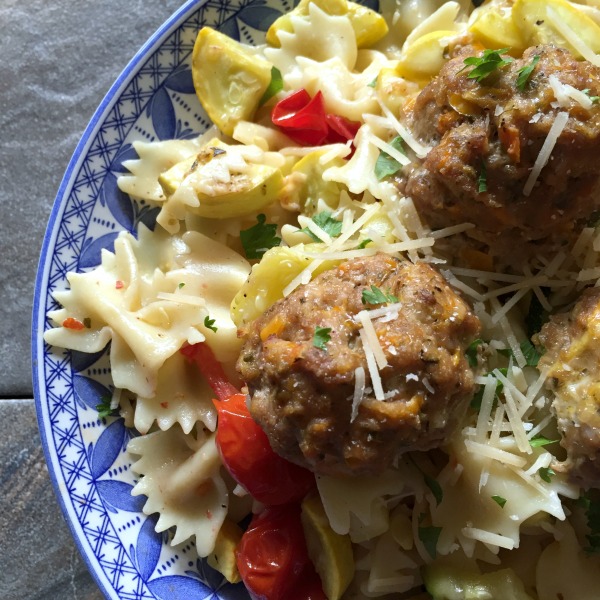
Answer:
[192,27,272,136]
[158,139,284,219]
[301,492,355,600]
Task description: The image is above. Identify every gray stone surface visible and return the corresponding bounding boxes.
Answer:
[0,400,104,600]
[0,1,184,597]
[0,0,183,397]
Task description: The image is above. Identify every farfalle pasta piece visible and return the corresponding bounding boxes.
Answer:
[44,226,250,400]
[128,425,228,555]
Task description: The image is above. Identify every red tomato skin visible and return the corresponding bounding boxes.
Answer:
[180,343,238,401]
[271,90,330,146]
[214,394,315,505]
[325,113,361,144]
[236,505,325,600]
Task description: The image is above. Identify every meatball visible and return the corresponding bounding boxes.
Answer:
[538,287,600,488]
[400,44,600,261]
[237,254,481,476]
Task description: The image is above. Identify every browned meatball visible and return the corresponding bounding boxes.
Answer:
[400,44,600,261]
[236,254,481,476]
[538,287,600,488]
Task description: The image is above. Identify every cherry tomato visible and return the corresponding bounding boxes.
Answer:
[214,393,315,505]
[325,113,361,144]
[236,504,325,600]
[180,342,238,401]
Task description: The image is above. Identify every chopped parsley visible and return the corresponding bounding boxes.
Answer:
[361,285,399,305]
[478,161,487,193]
[529,435,558,448]
[465,338,484,368]
[516,54,540,91]
[178,282,185,289]
[302,211,343,242]
[525,290,549,337]
[418,526,442,558]
[83,317,92,329]
[357,238,372,249]
[583,89,600,103]
[578,491,600,553]
[313,326,332,351]
[498,339,542,367]
[538,467,555,483]
[258,66,283,106]
[492,495,507,508]
[462,48,514,83]
[374,136,406,180]
[96,395,118,419]
[240,214,281,259]
[470,368,506,411]
[367,76,378,88]
[204,315,218,332]
[424,474,444,506]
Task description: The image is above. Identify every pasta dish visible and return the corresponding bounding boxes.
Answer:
[44,0,600,597]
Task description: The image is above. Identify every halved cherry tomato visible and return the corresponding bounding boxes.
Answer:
[180,342,238,401]
[271,89,361,147]
[214,393,315,505]
[236,504,326,600]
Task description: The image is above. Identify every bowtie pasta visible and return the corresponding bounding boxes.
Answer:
[45,0,600,598]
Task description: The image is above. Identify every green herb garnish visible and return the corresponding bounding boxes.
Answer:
[492,495,507,508]
[478,161,487,193]
[259,66,283,106]
[529,435,558,448]
[462,48,514,83]
[313,326,332,351]
[374,136,406,180]
[525,291,549,338]
[83,317,92,329]
[538,467,555,483]
[204,315,218,332]
[418,526,442,558]
[178,282,185,289]
[302,211,343,242]
[578,491,600,553]
[240,213,282,259]
[424,474,444,506]
[357,238,372,249]
[361,285,399,305]
[498,340,542,367]
[470,368,507,411]
[466,339,484,368]
[583,89,600,103]
[96,395,117,419]
[516,54,540,91]
[367,76,378,88]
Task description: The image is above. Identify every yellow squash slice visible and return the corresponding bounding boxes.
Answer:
[469,5,526,53]
[396,30,457,83]
[512,0,600,57]
[301,492,355,600]
[192,27,272,136]
[158,138,284,219]
[206,519,243,584]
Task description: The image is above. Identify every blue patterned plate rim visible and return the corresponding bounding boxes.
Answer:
[31,0,208,597]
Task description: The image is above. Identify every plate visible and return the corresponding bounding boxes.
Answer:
[31,0,291,597]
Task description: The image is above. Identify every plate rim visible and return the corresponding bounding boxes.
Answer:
[31,1,207,597]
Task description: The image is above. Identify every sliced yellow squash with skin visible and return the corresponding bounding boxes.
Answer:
[396,30,457,83]
[266,0,388,48]
[206,519,243,584]
[192,27,272,136]
[158,138,284,219]
[469,5,526,54]
[301,492,355,600]
[512,0,600,57]
[288,149,345,214]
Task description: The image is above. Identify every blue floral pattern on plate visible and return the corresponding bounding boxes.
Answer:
[32,0,379,597]
[31,0,289,597]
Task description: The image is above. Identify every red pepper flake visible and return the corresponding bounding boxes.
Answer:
[115,280,124,289]
[62,317,85,331]
[160,402,169,409]
[271,89,361,148]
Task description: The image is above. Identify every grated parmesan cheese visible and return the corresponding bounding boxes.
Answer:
[546,7,600,68]
[359,328,385,400]
[357,310,388,370]
[523,111,569,197]
[351,366,366,422]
